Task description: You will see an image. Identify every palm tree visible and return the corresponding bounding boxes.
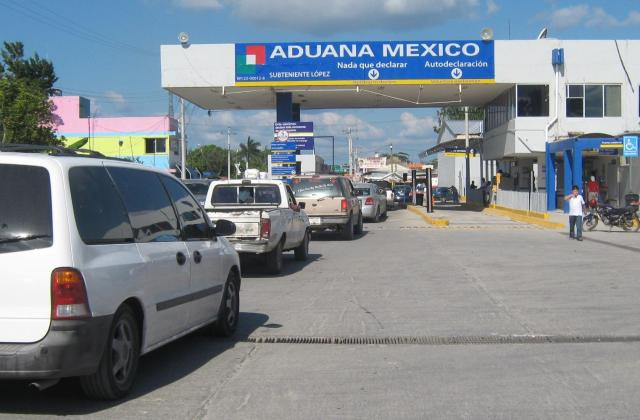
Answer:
[239,137,262,167]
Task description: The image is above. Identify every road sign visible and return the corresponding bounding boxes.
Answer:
[235,41,495,86]
[623,135,638,158]
[271,153,296,163]
[270,141,297,151]
[271,165,297,175]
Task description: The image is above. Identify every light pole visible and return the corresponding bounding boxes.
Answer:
[464,106,471,197]
[180,98,186,180]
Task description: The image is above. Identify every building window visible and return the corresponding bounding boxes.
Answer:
[516,85,549,117]
[566,84,621,118]
[145,138,166,154]
[484,86,516,132]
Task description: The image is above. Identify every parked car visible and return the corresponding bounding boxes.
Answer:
[291,175,363,240]
[183,179,214,206]
[354,183,387,222]
[204,179,310,274]
[392,184,412,208]
[0,145,241,400]
[434,186,454,203]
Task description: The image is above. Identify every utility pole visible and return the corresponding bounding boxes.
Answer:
[226,127,232,179]
[464,105,471,197]
[345,127,353,176]
[180,97,186,180]
[246,136,250,168]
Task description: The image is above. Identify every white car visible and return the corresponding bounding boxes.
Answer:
[205,179,310,274]
[0,146,241,400]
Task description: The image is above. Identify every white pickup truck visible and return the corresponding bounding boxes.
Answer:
[204,179,310,274]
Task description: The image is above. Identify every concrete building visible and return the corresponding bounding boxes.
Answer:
[52,96,180,171]
[160,39,640,210]
[482,40,640,209]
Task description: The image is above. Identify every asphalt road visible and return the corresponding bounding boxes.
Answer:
[2,208,640,419]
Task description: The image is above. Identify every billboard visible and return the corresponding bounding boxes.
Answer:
[236,40,494,86]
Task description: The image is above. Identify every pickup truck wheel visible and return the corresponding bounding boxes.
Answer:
[266,240,283,274]
[354,212,364,234]
[80,305,140,400]
[211,271,240,337]
[294,230,310,261]
[341,216,354,240]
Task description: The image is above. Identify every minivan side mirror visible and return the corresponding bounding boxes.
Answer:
[215,219,236,236]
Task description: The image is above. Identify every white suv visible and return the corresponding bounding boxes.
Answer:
[0,147,241,399]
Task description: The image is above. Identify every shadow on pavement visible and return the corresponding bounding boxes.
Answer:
[240,253,322,277]
[309,230,369,242]
[0,312,269,415]
[434,203,484,212]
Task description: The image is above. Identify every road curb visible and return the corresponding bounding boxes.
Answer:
[491,204,549,220]
[483,207,565,230]
[407,205,450,227]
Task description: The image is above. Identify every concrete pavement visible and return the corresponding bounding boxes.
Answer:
[2,208,640,419]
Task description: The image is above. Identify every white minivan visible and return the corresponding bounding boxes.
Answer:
[0,147,241,399]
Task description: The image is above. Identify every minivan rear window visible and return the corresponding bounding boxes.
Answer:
[291,177,343,198]
[69,167,134,244]
[0,164,53,253]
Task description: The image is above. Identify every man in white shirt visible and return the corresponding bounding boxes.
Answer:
[564,185,586,241]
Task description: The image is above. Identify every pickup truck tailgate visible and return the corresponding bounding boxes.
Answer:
[207,209,261,237]
[296,197,344,216]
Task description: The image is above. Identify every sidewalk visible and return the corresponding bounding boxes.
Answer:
[408,204,543,229]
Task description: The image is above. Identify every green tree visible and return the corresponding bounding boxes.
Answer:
[187,144,229,177]
[0,41,59,145]
[239,137,266,170]
[433,106,484,133]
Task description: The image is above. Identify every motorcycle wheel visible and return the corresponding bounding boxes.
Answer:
[583,214,598,231]
[621,216,633,231]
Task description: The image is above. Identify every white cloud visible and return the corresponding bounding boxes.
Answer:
[173,0,223,9]
[486,0,499,15]
[549,4,640,30]
[174,0,482,34]
[549,5,590,30]
[399,112,437,138]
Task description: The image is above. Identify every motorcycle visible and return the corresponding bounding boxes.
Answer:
[583,201,637,231]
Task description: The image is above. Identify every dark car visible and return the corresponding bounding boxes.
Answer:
[183,179,214,206]
[434,187,454,203]
[392,185,412,208]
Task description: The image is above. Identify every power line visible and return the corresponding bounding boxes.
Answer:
[0,0,157,57]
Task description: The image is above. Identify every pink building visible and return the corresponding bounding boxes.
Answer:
[52,96,179,170]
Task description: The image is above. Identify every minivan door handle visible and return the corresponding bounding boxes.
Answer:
[193,250,202,264]
[176,252,187,266]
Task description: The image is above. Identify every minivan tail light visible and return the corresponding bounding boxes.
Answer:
[341,199,348,212]
[51,268,91,320]
[260,218,271,239]
[365,197,374,205]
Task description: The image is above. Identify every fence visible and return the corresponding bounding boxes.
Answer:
[495,190,547,213]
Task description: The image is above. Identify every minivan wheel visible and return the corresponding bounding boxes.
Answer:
[80,305,140,400]
[266,240,284,274]
[341,215,354,240]
[212,271,240,337]
[354,212,364,234]
[294,230,310,261]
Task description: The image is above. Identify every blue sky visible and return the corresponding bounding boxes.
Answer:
[1,0,640,163]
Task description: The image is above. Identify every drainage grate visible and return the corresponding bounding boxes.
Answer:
[243,334,640,345]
